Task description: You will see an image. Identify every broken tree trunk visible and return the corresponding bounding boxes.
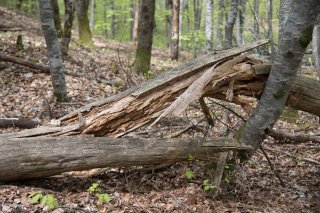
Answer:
[0,135,252,181]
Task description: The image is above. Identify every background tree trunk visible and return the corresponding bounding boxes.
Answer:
[205,0,213,52]
[132,1,140,42]
[165,0,173,48]
[133,0,155,74]
[61,0,75,57]
[50,0,62,37]
[241,0,320,150]
[103,0,107,37]
[224,0,239,48]
[253,0,259,42]
[312,15,320,78]
[38,0,68,102]
[217,0,225,48]
[170,0,180,60]
[75,0,92,45]
[178,0,184,48]
[267,0,275,60]
[236,0,246,45]
[109,0,115,39]
[89,0,95,33]
[192,0,202,58]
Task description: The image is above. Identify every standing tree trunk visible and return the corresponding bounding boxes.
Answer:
[132,1,140,42]
[89,0,95,33]
[109,0,115,39]
[165,0,173,48]
[241,0,320,150]
[75,0,92,45]
[192,0,202,58]
[61,0,75,56]
[236,0,246,45]
[278,0,291,38]
[205,0,213,52]
[217,0,225,48]
[170,0,180,60]
[133,0,155,75]
[103,0,107,37]
[178,0,184,48]
[267,0,275,60]
[253,0,260,41]
[312,15,320,78]
[38,0,68,102]
[224,0,239,49]
[51,0,62,37]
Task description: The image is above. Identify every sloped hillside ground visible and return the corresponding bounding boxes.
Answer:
[1,6,320,212]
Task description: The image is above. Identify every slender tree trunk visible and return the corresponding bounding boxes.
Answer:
[89,0,95,33]
[51,0,62,37]
[178,0,184,48]
[267,0,275,60]
[165,0,173,48]
[205,0,213,52]
[253,0,260,41]
[217,0,225,48]
[192,0,202,58]
[236,0,246,45]
[103,0,107,37]
[170,0,180,60]
[224,0,239,49]
[312,16,320,78]
[38,0,68,102]
[133,0,155,74]
[241,0,320,150]
[278,0,291,41]
[110,0,115,39]
[75,0,92,45]
[132,1,140,42]
[61,0,75,56]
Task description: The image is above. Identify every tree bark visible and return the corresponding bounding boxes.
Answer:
[178,0,184,47]
[38,0,68,102]
[236,0,246,46]
[169,0,180,60]
[109,0,115,39]
[132,0,140,42]
[205,0,213,52]
[61,0,75,56]
[253,0,259,42]
[133,0,155,74]
[267,0,275,60]
[241,0,320,150]
[89,0,95,33]
[225,0,239,48]
[0,136,252,181]
[74,0,92,45]
[51,0,62,37]
[312,15,320,78]
[0,118,40,129]
[217,0,225,48]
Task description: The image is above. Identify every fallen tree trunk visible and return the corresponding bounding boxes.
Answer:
[0,118,40,129]
[0,136,252,181]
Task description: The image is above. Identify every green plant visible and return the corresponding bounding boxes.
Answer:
[28,191,59,210]
[202,179,216,191]
[185,169,194,179]
[87,182,111,204]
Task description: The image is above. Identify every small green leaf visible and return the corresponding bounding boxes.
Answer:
[98,193,111,203]
[185,169,194,179]
[204,185,211,191]
[31,193,42,204]
[188,153,194,161]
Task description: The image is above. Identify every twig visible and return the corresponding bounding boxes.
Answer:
[264,147,320,165]
[259,146,286,187]
[199,98,214,126]
[267,129,320,144]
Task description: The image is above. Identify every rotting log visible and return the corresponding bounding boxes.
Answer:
[0,118,40,129]
[0,136,252,181]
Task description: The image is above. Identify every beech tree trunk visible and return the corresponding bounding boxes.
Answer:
[75,0,92,45]
[133,0,155,74]
[236,0,246,46]
[225,0,239,48]
[89,0,95,33]
[253,0,259,42]
[169,0,180,60]
[267,0,275,59]
[61,0,75,56]
[0,136,252,181]
[217,0,225,48]
[241,0,320,150]
[132,1,140,42]
[312,15,320,78]
[109,0,115,39]
[51,0,62,37]
[205,0,213,52]
[38,0,68,102]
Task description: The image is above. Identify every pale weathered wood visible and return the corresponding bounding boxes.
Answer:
[0,136,252,181]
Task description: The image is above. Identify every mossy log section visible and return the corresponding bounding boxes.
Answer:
[0,136,252,181]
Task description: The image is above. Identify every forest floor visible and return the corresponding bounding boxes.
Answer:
[1,6,320,213]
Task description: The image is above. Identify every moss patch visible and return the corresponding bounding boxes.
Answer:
[273,89,286,100]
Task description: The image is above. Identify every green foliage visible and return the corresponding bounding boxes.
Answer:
[273,89,285,100]
[28,192,59,210]
[188,153,194,161]
[202,179,215,191]
[185,169,194,179]
[88,182,111,204]
[144,70,153,79]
